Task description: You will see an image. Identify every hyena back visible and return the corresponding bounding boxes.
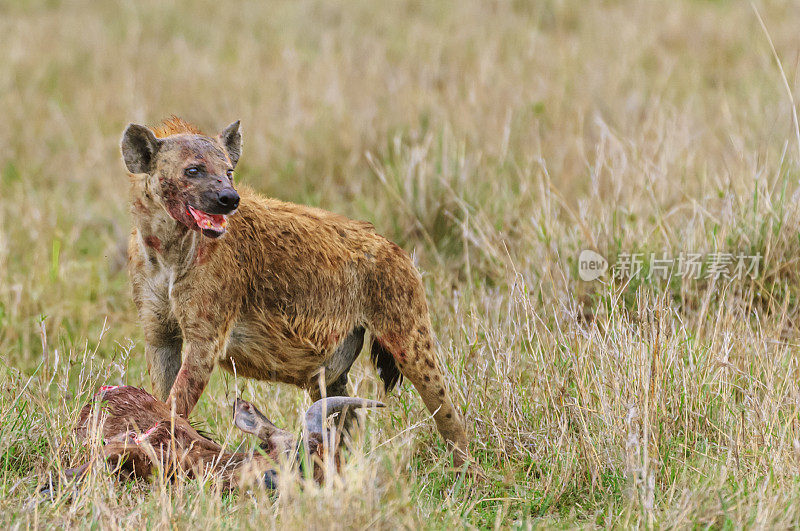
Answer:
[121,117,469,465]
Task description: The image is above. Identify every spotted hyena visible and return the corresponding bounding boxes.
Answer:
[120,117,470,466]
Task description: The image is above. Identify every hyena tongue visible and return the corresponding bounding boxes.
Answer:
[187,205,228,231]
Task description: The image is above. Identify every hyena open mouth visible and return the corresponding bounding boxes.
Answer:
[187,204,229,238]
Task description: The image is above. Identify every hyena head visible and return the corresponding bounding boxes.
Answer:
[120,118,242,238]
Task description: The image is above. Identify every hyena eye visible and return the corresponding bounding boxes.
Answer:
[226,169,234,179]
[184,167,201,177]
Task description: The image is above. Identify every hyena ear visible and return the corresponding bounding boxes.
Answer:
[121,124,162,175]
[219,120,242,168]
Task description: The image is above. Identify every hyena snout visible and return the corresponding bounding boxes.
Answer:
[201,187,240,214]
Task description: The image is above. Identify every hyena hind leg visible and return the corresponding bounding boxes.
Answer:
[309,327,366,435]
[310,370,359,436]
[371,324,469,467]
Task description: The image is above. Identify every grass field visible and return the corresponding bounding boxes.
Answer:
[4,0,800,528]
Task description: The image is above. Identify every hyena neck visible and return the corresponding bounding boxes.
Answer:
[130,176,200,268]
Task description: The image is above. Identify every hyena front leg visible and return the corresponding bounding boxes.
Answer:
[135,291,183,401]
[166,340,219,417]
[167,287,239,417]
[144,326,182,402]
[146,342,182,401]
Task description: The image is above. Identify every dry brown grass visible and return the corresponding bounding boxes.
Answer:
[4,0,800,528]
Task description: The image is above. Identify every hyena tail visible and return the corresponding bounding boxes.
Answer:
[370,338,403,393]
